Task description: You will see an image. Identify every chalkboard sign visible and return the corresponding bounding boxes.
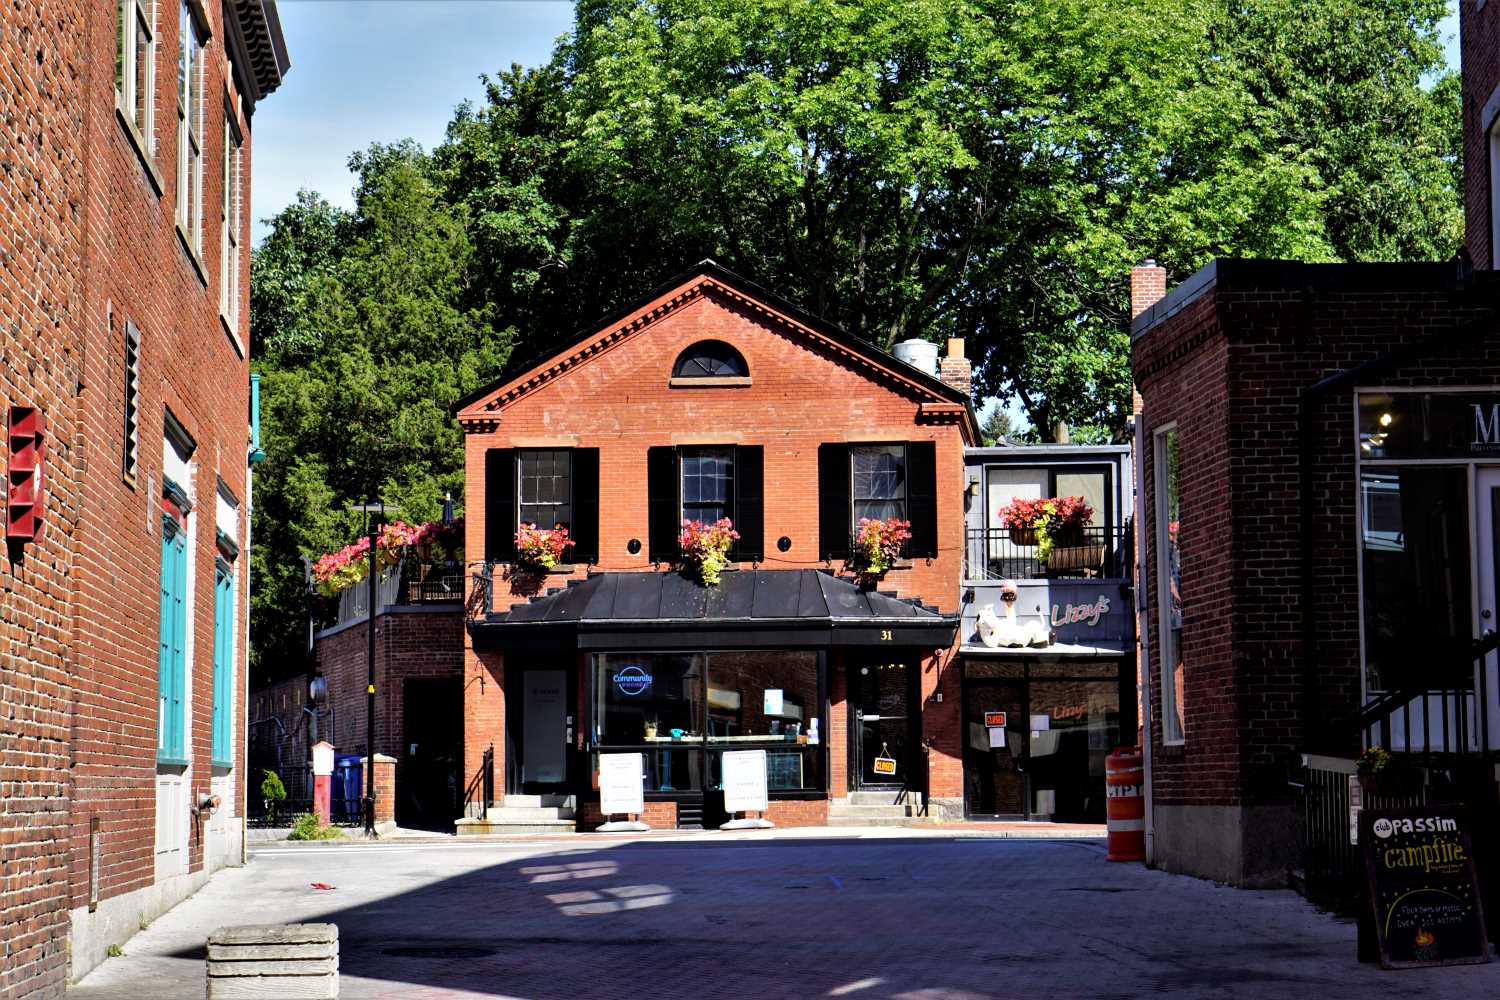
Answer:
[1361,804,1491,969]
[767,751,803,790]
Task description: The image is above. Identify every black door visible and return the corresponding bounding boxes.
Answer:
[962,678,1027,817]
[850,658,918,790]
[398,677,463,830]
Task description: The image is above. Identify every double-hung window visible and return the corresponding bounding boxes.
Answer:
[517,449,572,531]
[176,1,205,258]
[817,441,937,560]
[116,0,156,155]
[680,448,734,525]
[851,445,907,523]
[483,448,600,566]
[220,110,242,326]
[647,445,763,563]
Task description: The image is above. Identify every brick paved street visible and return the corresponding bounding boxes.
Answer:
[70,830,1500,999]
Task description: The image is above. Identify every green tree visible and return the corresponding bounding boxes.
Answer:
[249,144,510,682]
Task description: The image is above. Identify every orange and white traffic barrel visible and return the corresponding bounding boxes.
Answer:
[1105,747,1145,862]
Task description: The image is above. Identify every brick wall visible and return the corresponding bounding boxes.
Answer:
[0,4,88,994]
[1134,262,1500,818]
[1463,0,1500,269]
[67,0,258,935]
[303,608,465,796]
[458,274,969,811]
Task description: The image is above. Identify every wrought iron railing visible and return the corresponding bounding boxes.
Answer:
[963,523,1131,581]
[327,559,465,627]
[1294,630,1500,905]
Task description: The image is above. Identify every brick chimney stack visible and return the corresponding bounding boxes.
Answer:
[1129,261,1167,415]
[939,338,971,396]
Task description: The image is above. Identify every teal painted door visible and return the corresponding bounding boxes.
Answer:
[158,521,187,762]
[211,566,234,765]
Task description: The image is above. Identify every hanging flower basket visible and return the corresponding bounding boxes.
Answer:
[514,523,574,572]
[852,516,911,582]
[678,518,739,586]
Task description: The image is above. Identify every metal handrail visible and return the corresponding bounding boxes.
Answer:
[1344,630,1500,763]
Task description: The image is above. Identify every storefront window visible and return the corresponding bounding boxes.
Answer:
[594,654,702,746]
[1359,468,1471,693]
[590,651,825,793]
[1154,427,1184,743]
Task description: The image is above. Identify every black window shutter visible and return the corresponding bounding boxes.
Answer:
[906,440,938,558]
[647,446,680,562]
[817,443,851,560]
[570,448,600,564]
[484,448,515,563]
[731,445,764,563]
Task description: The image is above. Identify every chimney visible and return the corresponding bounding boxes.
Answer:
[1129,260,1167,415]
[1130,260,1167,320]
[939,337,971,397]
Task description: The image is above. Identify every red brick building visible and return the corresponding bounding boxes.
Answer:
[454,262,976,830]
[0,2,287,992]
[1129,0,1500,889]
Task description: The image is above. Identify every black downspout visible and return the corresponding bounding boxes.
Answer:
[365,512,379,837]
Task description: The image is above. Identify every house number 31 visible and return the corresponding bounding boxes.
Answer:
[880,630,893,641]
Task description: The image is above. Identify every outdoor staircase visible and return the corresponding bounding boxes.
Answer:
[827,790,929,827]
[454,794,577,836]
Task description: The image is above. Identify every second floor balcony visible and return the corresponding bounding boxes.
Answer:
[963,522,1133,582]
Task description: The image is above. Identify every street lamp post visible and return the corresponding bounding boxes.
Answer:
[363,499,382,837]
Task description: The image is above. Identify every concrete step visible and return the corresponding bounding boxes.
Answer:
[827,801,926,824]
[502,794,576,810]
[450,821,573,839]
[846,791,922,809]
[482,806,577,822]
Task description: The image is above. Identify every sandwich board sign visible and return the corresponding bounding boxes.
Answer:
[722,749,768,813]
[599,752,645,817]
[1360,804,1490,969]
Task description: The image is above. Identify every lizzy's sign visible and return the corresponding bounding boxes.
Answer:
[1050,595,1110,628]
[1361,805,1490,969]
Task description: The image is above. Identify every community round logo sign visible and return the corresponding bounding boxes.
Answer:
[612,665,653,697]
[1372,817,1394,839]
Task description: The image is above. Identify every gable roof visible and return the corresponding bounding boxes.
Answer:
[454,260,978,439]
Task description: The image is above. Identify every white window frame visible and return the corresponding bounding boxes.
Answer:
[116,0,156,155]
[176,1,205,257]
[1153,424,1185,745]
[220,106,243,327]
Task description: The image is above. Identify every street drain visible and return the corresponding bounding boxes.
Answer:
[383,946,497,960]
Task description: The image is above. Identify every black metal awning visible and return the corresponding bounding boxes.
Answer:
[469,569,958,651]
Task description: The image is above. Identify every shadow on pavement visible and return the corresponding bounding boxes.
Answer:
[168,836,1118,999]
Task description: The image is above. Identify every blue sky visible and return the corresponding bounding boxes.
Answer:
[251,1,575,244]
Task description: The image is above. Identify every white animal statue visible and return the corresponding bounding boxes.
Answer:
[976,597,1051,648]
[976,581,1053,648]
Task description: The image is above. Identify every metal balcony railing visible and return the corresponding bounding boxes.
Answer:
[327,559,465,627]
[964,523,1132,581]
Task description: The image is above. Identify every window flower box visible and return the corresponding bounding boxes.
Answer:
[852,516,912,582]
[679,517,739,586]
[515,523,574,572]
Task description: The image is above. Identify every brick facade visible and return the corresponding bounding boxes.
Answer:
[0,2,286,992]
[1132,260,1500,884]
[1463,0,1500,269]
[251,608,464,821]
[456,264,974,825]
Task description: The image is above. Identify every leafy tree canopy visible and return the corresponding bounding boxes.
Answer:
[249,0,1459,677]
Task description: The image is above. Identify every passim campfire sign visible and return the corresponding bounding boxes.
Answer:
[1361,804,1490,969]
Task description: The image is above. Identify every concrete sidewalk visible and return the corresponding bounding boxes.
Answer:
[70,832,1500,999]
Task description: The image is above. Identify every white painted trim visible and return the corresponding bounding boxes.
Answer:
[1152,423,1185,746]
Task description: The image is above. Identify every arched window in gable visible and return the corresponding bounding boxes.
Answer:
[671,340,749,381]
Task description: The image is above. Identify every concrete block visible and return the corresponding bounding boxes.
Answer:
[206,924,339,999]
